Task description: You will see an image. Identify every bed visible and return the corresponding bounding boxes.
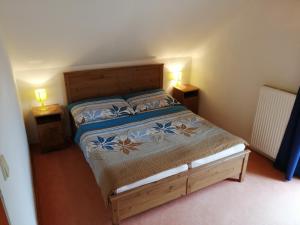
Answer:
[64,64,250,225]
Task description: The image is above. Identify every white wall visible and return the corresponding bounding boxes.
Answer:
[0,0,244,143]
[15,57,192,143]
[0,0,242,72]
[190,0,300,141]
[0,42,37,225]
[1,0,299,144]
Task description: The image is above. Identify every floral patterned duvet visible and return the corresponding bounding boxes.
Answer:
[74,105,246,204]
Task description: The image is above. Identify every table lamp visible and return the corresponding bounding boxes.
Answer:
[35,88,47,110]
[173,70,182,86]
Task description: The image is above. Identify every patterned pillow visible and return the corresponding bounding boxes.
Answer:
[69,97,135,127]
[124,89,180,113]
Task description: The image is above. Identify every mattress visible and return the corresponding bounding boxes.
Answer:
[115,143,245,194]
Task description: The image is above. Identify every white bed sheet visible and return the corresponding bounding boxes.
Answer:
[190,143,246,168]
[116,143,245,194]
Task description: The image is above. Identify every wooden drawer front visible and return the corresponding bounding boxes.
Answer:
[183,96,199,114]
[114,173,187,220]
[38,121,65,151]
[187,156,244,193]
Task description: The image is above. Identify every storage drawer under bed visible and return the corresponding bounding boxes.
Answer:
[187,151,249,193]
[110,172,188,221]
[109,150,250,225]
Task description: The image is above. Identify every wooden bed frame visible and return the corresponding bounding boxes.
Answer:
[64,64,250,225]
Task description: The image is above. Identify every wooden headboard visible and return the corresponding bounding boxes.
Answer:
[64,64,164,104]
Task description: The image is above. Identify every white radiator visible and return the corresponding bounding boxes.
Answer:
[251,86,296,160]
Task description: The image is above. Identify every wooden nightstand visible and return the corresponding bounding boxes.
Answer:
[32,104,67,153]
[172,84,199,114]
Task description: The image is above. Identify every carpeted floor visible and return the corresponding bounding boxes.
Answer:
[31,145,300,225]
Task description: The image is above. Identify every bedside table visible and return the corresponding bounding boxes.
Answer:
[172,84,199,114]
[32,104,67,153]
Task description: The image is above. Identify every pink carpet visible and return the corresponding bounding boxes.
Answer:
[31,145,300,225]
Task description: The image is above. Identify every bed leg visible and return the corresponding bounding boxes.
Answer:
[111,199,120,225]
[238,150,250,182]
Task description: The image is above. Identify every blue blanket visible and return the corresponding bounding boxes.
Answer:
[75,105,187,143]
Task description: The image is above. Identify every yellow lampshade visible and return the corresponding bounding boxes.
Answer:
[173,71,182,84]
[35,88,47,106]
[167,64,183,86]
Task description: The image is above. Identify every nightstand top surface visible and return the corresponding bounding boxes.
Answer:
[32,104,63,117]
[174,84,199,92]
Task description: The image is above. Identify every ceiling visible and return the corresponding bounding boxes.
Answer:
[0,0,245,72]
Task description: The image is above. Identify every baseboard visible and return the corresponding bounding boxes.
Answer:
[248,145,275,162]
